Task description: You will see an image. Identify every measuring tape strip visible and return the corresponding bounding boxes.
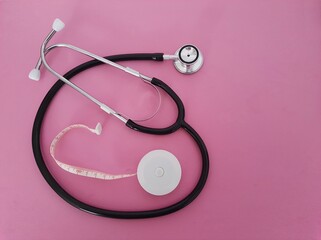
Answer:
[50,123,136,180]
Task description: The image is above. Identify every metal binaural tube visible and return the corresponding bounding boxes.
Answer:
[38,29,127,123]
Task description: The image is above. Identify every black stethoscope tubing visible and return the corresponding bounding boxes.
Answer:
[32,53,209,219]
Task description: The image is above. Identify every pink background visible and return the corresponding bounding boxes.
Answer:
[1,0,321,239]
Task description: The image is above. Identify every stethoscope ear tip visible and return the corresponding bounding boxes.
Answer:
[52,18,65,32]
[28,69,41,81]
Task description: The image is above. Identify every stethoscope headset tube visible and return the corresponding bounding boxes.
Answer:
[32,53,209,219]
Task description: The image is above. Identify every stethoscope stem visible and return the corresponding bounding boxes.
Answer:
[163,55,179,60]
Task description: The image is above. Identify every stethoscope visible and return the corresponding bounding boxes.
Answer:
[30,19,209,219]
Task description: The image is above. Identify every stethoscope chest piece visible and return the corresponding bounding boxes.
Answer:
[174,45,203,74]
[137,150,182,196]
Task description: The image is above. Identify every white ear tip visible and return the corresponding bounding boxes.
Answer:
[28,69,41,81]
[94,123,102,135]
[52,18,65,32]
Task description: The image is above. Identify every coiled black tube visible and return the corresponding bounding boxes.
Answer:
[32,53,209,219]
